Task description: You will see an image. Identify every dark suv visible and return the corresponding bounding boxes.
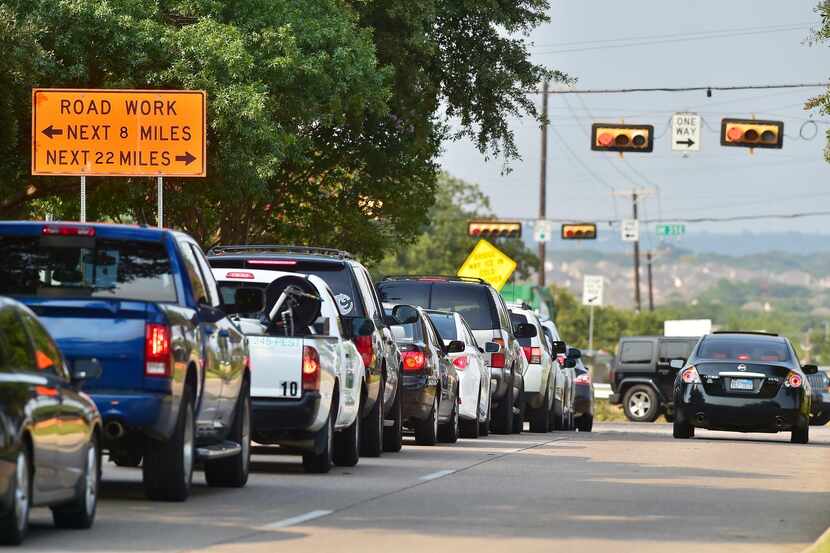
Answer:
[208,245,402,456]
[610,336,699,422]
[377,276,534,434]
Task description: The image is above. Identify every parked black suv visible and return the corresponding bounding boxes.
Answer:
[377,276,534,434]
[609,336,699,422]
[208,245,402,455]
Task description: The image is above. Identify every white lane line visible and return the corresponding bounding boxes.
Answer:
[419,469,456,481]
[261,509,333,530]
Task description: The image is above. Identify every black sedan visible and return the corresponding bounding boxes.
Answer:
[672,331,816,443]
[565,348,593,432]
[0,298,103,544]
[385,304,461,446]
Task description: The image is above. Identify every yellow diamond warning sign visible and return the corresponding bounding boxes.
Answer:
[457,239,517,291]
[32,88,206,177]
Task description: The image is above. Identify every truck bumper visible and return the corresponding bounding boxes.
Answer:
[251,392,322,438]
[92,391,176,443]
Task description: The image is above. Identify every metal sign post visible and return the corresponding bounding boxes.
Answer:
[157,176,163,228]
[80,175,86,222]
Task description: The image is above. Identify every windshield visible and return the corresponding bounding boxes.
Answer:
[697,337,792,363]
[0,235,177,303]
[427,312,457,341]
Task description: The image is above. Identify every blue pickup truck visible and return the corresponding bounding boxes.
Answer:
[0,222,251,501]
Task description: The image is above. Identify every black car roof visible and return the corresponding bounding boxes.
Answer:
[207,244,353,260]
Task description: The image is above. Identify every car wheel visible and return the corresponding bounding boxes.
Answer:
[415,394,439,446]
[577,414,594,432]
[460,386,481,439]
[53,434,100,528]
[303,411,334,473]
[623,385,660,422]
[791,416,810,444]
[511,383,526,434]
[479,391,491,437]
[334,404,361,467]
[492,369,515,434]
[143,388,195,501]
[205,381,251,487]
[529,387,551,433]
[382,381,403,453]
[673,416,693,439]
[439,396,460,443]
[360,380,384,457]
[0,446,31,545]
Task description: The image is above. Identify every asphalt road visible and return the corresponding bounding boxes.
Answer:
[22,423,830,553]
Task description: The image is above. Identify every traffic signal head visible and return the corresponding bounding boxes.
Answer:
[468,220,522,239]
[591,124,654,153]
[720,118,783,149]
[561,223,597,240]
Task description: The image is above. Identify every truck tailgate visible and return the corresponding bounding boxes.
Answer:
[248,336,305,399]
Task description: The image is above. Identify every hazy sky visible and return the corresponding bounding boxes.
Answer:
[440,0,830,243]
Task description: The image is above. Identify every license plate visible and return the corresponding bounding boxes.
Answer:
[730,378,754,391]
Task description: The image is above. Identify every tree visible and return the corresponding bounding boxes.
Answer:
[807,1,830,159]
[370,173,538,279]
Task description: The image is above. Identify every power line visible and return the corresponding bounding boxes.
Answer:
[535,83,830,95]
[502,210,830,224]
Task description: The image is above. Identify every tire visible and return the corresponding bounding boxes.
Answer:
[53,434,100,529]
[791,416,810,444]
[479,392,491,437]
[143,389,195,501]
[673,417,693,439]
[205,382,251,487]
[438,397,460,444]
[512,384,526,434]
[415,394,439,446]
[492,370,515,434]
[460,387,481,439]
[577,414,594,432]
[529,387,551,433]
[551,398,563,430]
[623,385,660,422]
[383,382,403,453]
[333,408,361,467]
[303,411,334,473]
[566,408,576,431]
[0,446,31,545]
[360,381,384,457]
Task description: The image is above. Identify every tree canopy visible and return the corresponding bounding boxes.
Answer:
[0,0,560,260]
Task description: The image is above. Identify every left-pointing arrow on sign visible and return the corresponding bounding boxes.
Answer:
[41,125,63,139]
[175,151,196,165]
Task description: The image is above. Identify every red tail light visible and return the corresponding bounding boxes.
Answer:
[575,373,591,385]
[490,352,506,369]
[145,323,171,377]
[785,371,802,389]
[401,348,426,372]
[355,335,375,369]
[248,259,297,266]
[42,225,95,237]
[681,366,700,384]
[302,346,320,391]
[452,355,469,370]
[522,346,542,364]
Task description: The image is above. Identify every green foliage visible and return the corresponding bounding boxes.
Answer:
[807,1,830,160]
[0,0,558,260]
[370,172,538,279]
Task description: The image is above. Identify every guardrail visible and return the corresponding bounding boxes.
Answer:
[594,383,612,400]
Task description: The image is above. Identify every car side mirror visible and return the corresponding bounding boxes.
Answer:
[551,341,567,355]
[392,304,419,325]
[72,358,103,382]
[670,359,685,369]
[514,323,537,339]
[352,317,375,338]
[567,347,582,359]
[232,287,265,315]
[802,364,819,375]
[447,340,465,354]
[484,342,501,353]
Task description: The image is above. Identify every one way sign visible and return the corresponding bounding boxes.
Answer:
[672,112,700,152]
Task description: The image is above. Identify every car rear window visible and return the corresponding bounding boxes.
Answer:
[0,235,177,303]
[384,307,423,342]
[620,341,653,364]
[510,312,532,347]
[427,312,457,341]
[377,281,430,308]
[697,337,792,363]
[429,283,499,331]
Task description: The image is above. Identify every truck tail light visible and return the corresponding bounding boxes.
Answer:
[681,366,700,384]
[145,323,171,377]
[575,373,591,385]
[490,352,506,369]
[785,371,802,389]
[355,335,375,369]
[522,346,542,364]
[302,346,320,391]
[452,355,469,370]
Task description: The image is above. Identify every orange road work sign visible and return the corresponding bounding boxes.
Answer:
[32,89,207,177]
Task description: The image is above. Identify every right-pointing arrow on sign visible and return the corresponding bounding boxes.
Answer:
[175,152,196,165]
[675,138,695,147]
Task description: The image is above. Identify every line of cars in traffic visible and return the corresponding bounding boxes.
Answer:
[0,223,588,545]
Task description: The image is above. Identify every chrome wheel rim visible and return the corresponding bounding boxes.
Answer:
[14,452,29,532]
[629,391,652,418]
[183,407,194,482]
[85,444,98,516]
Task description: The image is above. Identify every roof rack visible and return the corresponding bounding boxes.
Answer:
[507,301,534,311]
[711,331,779,337]
[207,244,353,259]
[381,275,488,285]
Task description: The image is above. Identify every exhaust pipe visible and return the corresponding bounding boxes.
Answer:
[695,413,705,424]
[104,421,125,441]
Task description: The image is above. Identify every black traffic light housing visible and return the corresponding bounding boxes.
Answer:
[591,124,654,153]
[720,118,783,149]
[468,220,522,239]
[561,223,597,240]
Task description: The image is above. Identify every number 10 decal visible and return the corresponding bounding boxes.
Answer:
[281,381,299,396]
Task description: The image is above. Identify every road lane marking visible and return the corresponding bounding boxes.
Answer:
[262,510,333,530]
[419,469,456,481]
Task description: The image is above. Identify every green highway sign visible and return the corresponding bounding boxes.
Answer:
[656,223,685,237]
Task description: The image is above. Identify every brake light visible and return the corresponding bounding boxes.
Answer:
[355,335,375,369]
[681,366,700,384]
[42,225,95,237]
[785,371,802,389]
[737,354,751,361]
[452,355,469,370]
[490,352,506,369]
[248,259,297,266]
[145,324,171,377]
[522,346,542,364]
[402,348,426,372]
[226,271,254,279]
[302,346,320,391]
[575,373,591,385]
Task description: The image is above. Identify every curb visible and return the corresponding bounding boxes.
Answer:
[803,526,830,553]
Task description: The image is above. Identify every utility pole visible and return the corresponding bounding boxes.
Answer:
[646,251,654,312]
[538,79,549,287]
[632,192,641,312]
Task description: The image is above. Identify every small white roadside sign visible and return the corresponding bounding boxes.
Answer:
[621,219,639,242]
[582,275,604,307]
[672,112,701,152]
[534,220,553,243]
